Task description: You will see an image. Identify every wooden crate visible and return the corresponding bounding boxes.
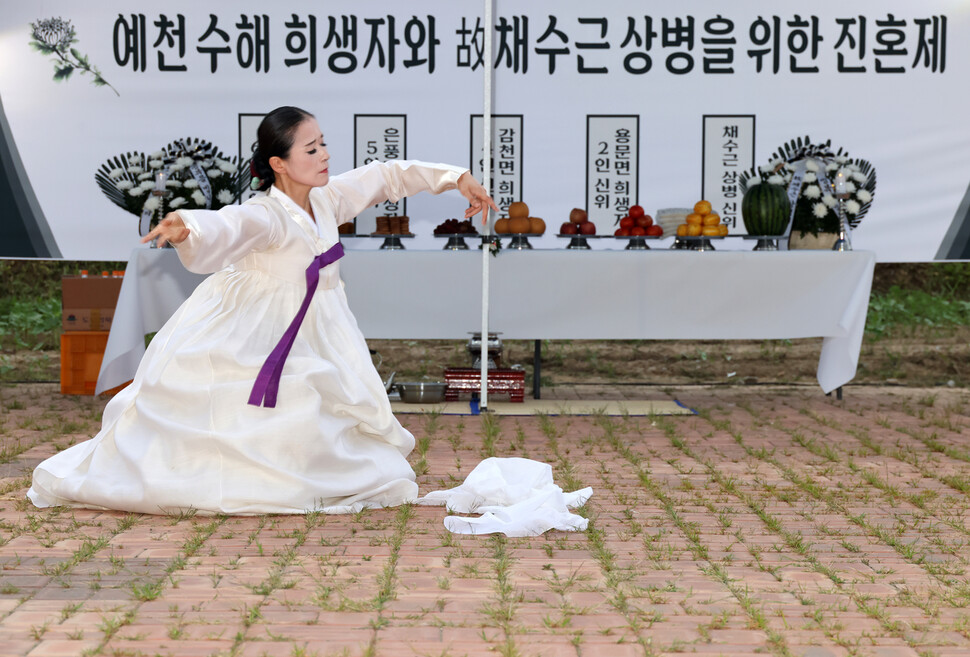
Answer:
[60,331,109,395]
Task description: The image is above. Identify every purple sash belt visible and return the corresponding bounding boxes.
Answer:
[248,242,345,408]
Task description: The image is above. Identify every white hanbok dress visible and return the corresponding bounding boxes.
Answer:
[28,160,466,515]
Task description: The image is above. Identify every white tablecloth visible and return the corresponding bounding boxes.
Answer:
[97,246,875,394]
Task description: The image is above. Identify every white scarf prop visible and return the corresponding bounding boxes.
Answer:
[418,457,593,537]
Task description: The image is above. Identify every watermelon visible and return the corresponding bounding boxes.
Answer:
[741,183,791,236]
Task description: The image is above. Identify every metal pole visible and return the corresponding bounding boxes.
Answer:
[479,0,493,412]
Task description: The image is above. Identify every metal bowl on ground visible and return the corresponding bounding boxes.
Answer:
[395,381,447,403]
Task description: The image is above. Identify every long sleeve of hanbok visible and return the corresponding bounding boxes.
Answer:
[320,160,468,224]
[174,202,284,274]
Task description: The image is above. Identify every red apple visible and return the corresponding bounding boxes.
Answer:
[635,214,653,229]
[646,224,663,236]
[630,226,646,236]
[579,221,596,235]
[629,205,645,219]
[616,227,631,237]
[619,216,635,230]
[560,222,578,235]
[569,208,588,224]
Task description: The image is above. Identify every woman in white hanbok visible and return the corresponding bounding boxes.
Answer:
[28,106,497,515]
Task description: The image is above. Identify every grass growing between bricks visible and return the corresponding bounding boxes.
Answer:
[0,383,968,656]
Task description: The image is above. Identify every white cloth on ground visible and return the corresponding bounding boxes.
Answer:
[418,457,593,537]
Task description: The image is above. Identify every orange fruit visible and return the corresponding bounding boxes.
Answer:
[703,213,721,226]
[508,201,529,219]
[676,224,689,237]
[494,217,510,234]
[718,224,729,236]
[685,213,704,225]
[528,217,546,234]
[686,223,702,237]
[702,226,721,236]
[694,200,712,215]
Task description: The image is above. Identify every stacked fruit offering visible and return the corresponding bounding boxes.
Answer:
[433,218,479,235]
[675,201,729,237]
[559,208,596,235]
[494,201,546,235]
[613,205,662,237]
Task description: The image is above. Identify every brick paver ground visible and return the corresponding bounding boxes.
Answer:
[0,383,968,657]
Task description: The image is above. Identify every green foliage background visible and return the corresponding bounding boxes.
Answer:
[0,259,968,383]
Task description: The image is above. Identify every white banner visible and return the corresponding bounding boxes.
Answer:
[0,2,967,261]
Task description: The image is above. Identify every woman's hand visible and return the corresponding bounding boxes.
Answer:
[142,212,189,247]
[457,172,500,224]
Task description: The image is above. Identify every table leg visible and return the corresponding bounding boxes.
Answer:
[533,339,541,400]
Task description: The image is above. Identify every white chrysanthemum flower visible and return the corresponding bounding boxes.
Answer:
[168,197,187,208]
[856,189,873,204]
[852,171,867,183]
[116,180,133,190]
[846,200,861,215]
[803,172,817,183]
[191,190,207,205]
[138,172,153,181]
[216,189,235,205]
[128,187,147,196]
[846,181,858,194]
[207,169,223,179]
[184,179,200,189]
[165,179,182,188]
[822,194,837,208]
[803,184,822,199]
[139,180,156,191]
[768,158,784,170]
[748,178,762,187]
[826,162,839,172]
[168,164,184,173]
[835,155,849,165]
[218,161,237,174]
[108,167,125,179]
[758,165,772,175]
[176,157,194,167]
[128,165,144,174]
[143,196,160,211]
[149,159,163,169]
[812,203,829,219]
[200,159,213,168]
[784,162,796,171]
[150,151,165,159]
[767,174,786,185]
[805,159,819,172]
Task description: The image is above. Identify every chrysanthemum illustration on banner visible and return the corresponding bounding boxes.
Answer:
[29,17,118,96]
[95,139,252,236]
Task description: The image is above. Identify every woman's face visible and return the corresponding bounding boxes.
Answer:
[273,117,329,188]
